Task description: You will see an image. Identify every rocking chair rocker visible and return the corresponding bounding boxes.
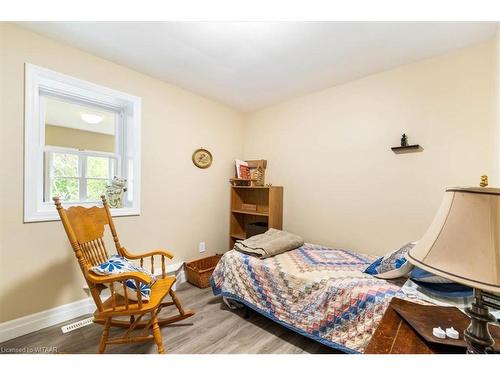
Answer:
[54,196,194,354]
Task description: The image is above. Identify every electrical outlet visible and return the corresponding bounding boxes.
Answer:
[199,242,206,253]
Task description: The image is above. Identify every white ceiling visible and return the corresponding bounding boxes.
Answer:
[21,22,498,111]
[45,97,115,135]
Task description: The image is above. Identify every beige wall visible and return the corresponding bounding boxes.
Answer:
[243,40,497,256]
[0,23,244,322]
[45,124,116,152]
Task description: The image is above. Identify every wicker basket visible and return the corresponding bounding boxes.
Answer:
[184,254,222,288]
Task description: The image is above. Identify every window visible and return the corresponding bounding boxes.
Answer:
[25,64,141,222]
[44,150,117,203]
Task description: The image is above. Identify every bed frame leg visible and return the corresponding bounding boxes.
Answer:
[243,306,251,319]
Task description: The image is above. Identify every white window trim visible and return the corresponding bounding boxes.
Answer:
[24,63,141,222]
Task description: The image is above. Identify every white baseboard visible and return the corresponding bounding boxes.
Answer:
[0,297,94,344]
[0,265,186,344]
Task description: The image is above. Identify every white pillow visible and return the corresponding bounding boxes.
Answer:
[364,241,417,279]
[374,260,414,280]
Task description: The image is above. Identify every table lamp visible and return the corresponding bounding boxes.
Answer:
[407,186,500,354]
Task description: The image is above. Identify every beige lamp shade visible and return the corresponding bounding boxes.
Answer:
[408,187,500,294]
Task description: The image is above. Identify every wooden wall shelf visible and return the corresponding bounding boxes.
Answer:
[229,185,283,249]
[391,145,422,153]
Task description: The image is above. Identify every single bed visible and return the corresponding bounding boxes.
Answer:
[210,243,408,354]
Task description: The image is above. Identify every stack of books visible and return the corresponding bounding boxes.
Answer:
[235,160,251,179]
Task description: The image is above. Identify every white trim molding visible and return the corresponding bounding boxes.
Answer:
[0,265,186,343]
[0,298,94,344]
[24,63,142,222]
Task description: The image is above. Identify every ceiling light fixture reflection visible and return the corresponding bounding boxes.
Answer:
[81,113,103,124]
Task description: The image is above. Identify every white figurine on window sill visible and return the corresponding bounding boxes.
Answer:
[105,177,127,208]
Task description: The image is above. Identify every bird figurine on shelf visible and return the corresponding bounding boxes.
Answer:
[401,133,408,147]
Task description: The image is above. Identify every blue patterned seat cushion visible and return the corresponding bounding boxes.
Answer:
[364,242,416,279]
[90,255,156,301]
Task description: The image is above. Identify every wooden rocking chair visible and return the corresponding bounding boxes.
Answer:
[54,195,194,354]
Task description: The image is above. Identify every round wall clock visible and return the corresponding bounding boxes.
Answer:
[192,148,213,169]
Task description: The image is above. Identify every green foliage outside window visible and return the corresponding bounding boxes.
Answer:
[49,152,113,202]
[51,177,79,201]
[87,179,109,200]
[87,156,109,178]
[51,153,79,201]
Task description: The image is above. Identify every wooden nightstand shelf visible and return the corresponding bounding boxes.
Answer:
[365,299,454,354]
[365,298,500,354]
[229,186,283,249]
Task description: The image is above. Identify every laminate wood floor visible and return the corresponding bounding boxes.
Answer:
[1,283,341,354]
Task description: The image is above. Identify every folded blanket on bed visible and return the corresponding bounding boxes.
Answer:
[234,228,304,258]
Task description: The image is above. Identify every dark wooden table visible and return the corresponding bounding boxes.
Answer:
[365,298,468,354]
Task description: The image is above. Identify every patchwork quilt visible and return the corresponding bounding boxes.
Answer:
[211,243,406,353]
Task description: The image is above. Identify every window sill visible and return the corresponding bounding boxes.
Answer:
[24,206,140,223]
